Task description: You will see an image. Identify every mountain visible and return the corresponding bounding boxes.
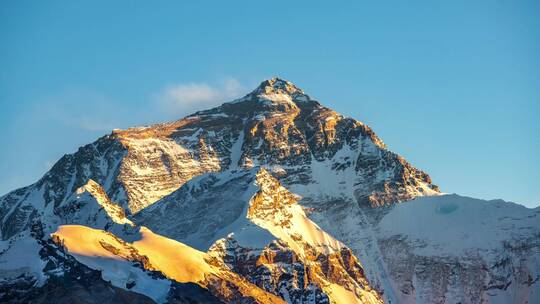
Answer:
[0,78,538,303]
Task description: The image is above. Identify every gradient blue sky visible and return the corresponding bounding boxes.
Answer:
[1,1,539,207]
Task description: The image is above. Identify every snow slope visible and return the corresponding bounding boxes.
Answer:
[52,224,287,304]
[376,194,540,303]
[379,194,540,256]
[51,225,171,302]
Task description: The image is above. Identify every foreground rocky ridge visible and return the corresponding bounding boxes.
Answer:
[1,78,538,303]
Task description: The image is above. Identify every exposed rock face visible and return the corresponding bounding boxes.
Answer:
[209,238,332,304]
[1,272,156,304]
[0,78,538,303]
[0,78,438,240]
[208,237,381,304]
[0,136,129,240]
[167,282,224,304]
[56,179,134,227]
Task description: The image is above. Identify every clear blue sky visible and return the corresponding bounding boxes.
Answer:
[1,1,539,207]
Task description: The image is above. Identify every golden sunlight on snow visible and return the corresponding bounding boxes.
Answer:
[52,225,127,261]
[132,226,216,282]
[52,225,215,283]
[326,283,380,304]
[51,225,287,304]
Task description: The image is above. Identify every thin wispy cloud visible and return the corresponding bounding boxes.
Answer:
[158,77,245,117]
[27,78,246,133]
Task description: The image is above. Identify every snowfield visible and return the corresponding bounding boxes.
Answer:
[379,194,540,256]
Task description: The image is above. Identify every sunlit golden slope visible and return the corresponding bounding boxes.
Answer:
[52,225,286,304]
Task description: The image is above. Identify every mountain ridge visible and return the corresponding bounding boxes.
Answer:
[0,78,439,239]
[1,78,538,303]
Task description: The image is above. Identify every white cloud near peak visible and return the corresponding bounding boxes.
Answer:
[159,77,245,117]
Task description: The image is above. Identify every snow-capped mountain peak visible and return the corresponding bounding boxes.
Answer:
[226,77,313,107]
[0,78,538,304]
[253,77,305,96]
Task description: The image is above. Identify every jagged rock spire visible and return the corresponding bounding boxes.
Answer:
[252,77,305,96]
